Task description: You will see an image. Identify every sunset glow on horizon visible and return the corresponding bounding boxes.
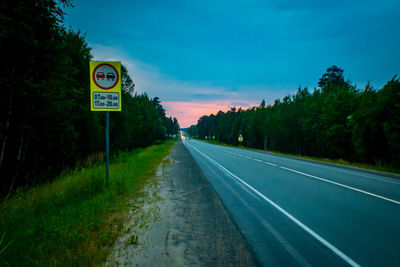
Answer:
[65,1,400,129]
[163,100,259,128]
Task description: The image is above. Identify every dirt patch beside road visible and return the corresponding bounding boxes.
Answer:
[106,141,259,266]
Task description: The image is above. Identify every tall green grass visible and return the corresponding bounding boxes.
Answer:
[0,141,173,266]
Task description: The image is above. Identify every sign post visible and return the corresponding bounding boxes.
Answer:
[238,134,243,145]
[90,61,121,185]
[106,112,110,183]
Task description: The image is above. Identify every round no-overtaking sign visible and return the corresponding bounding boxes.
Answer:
[90,61,121,111]
[93,63,119,90]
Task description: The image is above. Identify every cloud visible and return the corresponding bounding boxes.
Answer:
[69,0,399,114]
[89,43,291,127]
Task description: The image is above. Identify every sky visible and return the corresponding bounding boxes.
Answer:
[63,0,400,128]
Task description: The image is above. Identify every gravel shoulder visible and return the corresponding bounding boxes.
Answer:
[106,140,259,266]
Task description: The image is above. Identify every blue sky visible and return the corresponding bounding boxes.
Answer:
[64,0,400,127]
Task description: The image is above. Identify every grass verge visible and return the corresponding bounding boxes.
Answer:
[0,141,174,266]
[199,139,400,176]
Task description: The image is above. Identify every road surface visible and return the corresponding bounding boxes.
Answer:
[107,141,258,266]
[184,139,400,266]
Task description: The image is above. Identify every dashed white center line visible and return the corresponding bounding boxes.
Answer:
[190,145,360,267]
[225,150,278,167]
[280,166,400,205]
[223,148,400,205]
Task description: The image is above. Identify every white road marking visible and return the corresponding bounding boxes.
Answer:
[280,166,400,205]
[221,143,400,206]
[190,145,360,267]
[356,174,400,185]
[216,139,400,186]
[216,171,312,267]
[224,150,278,167]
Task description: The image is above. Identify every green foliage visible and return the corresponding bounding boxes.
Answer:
[0,0,179,194]
[351,77,400,165]
[190,67,400,168]
[0,141,174,266]
[318,65,345,89]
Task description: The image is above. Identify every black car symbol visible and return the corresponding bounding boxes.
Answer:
[106,72,115,81]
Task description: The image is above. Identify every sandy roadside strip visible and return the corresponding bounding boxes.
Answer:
[106,140,259,266]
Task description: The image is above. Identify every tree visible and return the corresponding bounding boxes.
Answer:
[189,67,399,168]
[351,76,400,166]
[173,118,180,133]
[1,0,76,191]
[121,65,135,94]
[0,0,179,194]
[318,65,345,89]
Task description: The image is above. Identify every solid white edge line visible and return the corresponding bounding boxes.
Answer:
[189,145,360,267]
[280,166,400,205]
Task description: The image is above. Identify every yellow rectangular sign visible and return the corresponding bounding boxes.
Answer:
[90,61,121,111]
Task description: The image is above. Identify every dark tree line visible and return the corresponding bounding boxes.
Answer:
[188,66,400,168]
[0,0,179,194]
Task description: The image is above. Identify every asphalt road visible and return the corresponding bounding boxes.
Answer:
[184,139,400,266]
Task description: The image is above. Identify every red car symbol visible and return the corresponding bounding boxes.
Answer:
[96,72,105,80]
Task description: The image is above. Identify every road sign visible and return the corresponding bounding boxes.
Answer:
[238,134,243,142]
[90,61,121,111]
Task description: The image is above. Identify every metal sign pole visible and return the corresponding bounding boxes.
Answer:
[90,61,121,186]
[106,111,110,185]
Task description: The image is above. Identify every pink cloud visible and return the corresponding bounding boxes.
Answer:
[162,100,259,128]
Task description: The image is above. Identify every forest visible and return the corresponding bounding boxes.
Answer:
[188,66,400,169]
[0,0,179,195]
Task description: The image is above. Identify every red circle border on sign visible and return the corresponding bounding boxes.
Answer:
[92,63,119,90]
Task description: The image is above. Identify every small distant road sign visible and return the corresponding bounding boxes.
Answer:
[90,61,121,111]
